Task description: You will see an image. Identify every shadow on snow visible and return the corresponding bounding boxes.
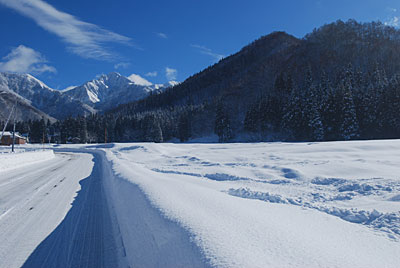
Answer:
[22,152,119,268]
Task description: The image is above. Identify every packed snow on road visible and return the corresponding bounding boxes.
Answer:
[0,140,400,267]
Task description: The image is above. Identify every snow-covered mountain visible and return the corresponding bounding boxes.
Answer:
[0,73,95,121]
[63,72,177,111]
[0,87,55,122]
[0,72,178,121]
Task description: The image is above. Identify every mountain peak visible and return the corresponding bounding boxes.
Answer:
[0,72,52,91]
[25,73,50,90]
[104,72,122,78]
[242,31,299,52]
[94,72,131,88]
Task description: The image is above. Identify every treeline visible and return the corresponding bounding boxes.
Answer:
[1,104,214,143]
[244,65,400,141]
[5,64,400,143]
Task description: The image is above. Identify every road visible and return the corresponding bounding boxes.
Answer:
[0,150,122,268]
[0,148,208,268]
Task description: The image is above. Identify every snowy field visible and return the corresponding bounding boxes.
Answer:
[0,140,399,267]
[106,140,400,268]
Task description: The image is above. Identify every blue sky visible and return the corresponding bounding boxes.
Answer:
[0,0,399,89]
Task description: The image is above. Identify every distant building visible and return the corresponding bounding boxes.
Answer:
[0,132,27,146]
[70,137,81,144]
[21,133,30,143]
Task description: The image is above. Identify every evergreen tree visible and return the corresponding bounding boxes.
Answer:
[307,84,324,141]
[144,114,163,142]
[214,102,233,142]
[178,112,191,142]
[389,75,400,135]
[282,88,305,140]
[340,82,359,140]
[244,104,259,132]
[79,116,88,143]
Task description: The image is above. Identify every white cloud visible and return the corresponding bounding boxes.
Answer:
[145,71,158,77]
[165,67,177,81]
[114,62,131,69]
[191,44,225,62]
[0,0,132,61]
[385,16,399,27]
[156,32,168,39]
[0,45,56,74]
[387,7,397,12]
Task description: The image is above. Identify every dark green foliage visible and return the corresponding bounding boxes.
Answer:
[178,112,191,142]
[214,102,233,142]
[17,20,400,143]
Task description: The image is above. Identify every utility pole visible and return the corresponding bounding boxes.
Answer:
[11,118,15,153]
[104,126,107,144]
[11,100,17,153]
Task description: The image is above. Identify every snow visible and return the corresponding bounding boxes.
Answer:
[25,74,50,90]
[128,74,153,86]
[0,151,94,268]
[1,140,400,267]
[104,140,400,268]
[86,86,101,103]
[0,149,55,172]
[165,80,179,87]
[60,85,77,92]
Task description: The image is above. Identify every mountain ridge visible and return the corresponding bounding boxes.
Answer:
[99,20,400,142]
[0,72,177,121]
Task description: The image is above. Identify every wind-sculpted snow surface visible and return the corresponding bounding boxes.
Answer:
[106,140,400,268]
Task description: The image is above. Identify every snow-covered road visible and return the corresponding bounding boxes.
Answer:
[0,148,209,268]
[20,150,123,268]
[0,151,96,267]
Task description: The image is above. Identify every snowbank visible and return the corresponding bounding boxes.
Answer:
[99,150,208,267]
[0,150,55,172]
[104,141,400,268]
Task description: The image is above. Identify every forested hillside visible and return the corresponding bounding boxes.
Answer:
[7,20,400,143]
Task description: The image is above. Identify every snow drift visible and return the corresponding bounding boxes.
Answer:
[104,140,400,268]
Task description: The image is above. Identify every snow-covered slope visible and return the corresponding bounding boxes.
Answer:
[105,140,400,268]
[127,74,153,86]
[63,72,177,111]
[0,88,55,122]
[0,72,95,120]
